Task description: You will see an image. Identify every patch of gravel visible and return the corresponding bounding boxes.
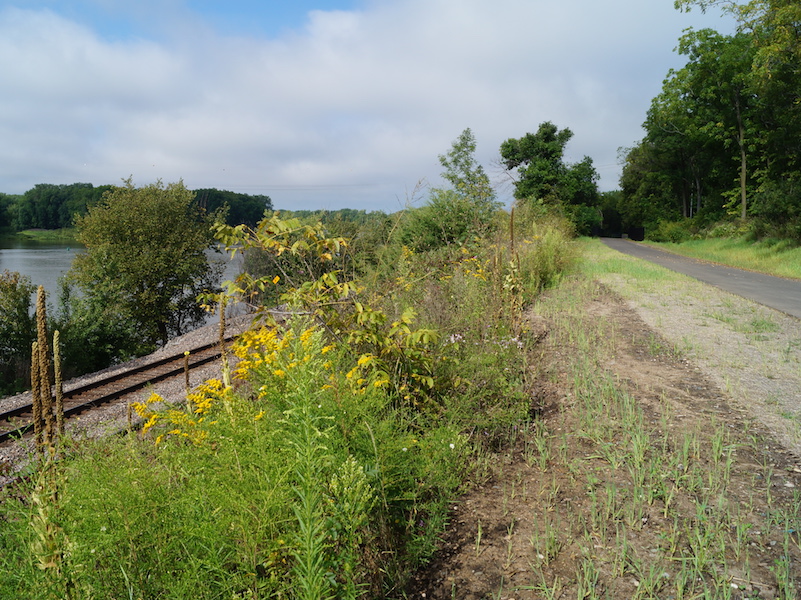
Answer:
[596,265,801,459]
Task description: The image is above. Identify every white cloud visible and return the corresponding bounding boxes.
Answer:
[0,1,731,210]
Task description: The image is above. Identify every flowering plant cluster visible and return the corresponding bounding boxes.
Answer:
[131,379,230,445]
[233,323,334,394]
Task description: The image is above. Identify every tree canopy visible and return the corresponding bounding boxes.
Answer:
[193,188,272,228]
[619,1,801,240]
[69,179,222,351]
[501,122,600,234]
[0,183,272,231]
[398,128,501,251]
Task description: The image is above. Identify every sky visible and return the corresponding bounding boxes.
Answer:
[0,0,732,212]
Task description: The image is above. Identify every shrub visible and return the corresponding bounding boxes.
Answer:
[648,219,693,243]
[749,179,801,243]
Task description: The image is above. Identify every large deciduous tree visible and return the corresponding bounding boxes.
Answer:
[634,30,757,221]
[70,179,222,351]
[500,122,600,233]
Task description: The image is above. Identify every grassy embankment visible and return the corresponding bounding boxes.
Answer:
[645,236,801,280]
[2,228,798,599]
[0,214,576,599]
[490,238,800,598]
[14,228,79,243]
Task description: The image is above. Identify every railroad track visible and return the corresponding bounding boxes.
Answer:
[0,338,235,444]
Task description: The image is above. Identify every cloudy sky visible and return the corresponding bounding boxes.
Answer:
[0,0,731,212]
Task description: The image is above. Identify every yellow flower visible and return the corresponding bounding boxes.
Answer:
[272,275,280,284]
[142,414,159,434]
[254,410,265,421]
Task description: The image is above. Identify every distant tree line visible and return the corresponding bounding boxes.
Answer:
[0,183,272,231]
[615,0,801,242]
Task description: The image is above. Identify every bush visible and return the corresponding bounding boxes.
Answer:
[0,270,35,395]
[749,179,801,243]
[396,189,500,252]
[648,219,693,243]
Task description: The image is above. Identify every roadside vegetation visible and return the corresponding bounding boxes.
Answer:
[0,130,580,598]
[644,236,801,280]
[408,238,801,598]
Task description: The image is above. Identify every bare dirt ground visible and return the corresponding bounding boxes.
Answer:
[404,269,801,599]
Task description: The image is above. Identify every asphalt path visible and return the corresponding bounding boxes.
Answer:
[601,237,801,320]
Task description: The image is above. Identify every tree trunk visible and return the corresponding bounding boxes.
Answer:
[735,96,747,219]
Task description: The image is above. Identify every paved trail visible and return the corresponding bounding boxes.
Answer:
[601,237,801,319]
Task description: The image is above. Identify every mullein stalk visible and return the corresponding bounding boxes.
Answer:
[53,330,64,438]
[31,341,43,455]
[36,286,54,450]
[219,295,231,388]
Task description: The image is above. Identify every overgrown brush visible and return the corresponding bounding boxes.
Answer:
[0,210,577,598]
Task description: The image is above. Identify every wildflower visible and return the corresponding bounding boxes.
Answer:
[142,414,160,434]
[272,275,280,284]
[300,327,315,346]
[254,410,265,421]
[449,443,455,450]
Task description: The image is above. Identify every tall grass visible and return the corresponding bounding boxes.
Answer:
[647,236,801,279]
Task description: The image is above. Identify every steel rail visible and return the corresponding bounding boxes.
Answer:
[0,337,235,444]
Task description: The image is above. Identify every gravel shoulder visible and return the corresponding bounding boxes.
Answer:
[597,256,801,459]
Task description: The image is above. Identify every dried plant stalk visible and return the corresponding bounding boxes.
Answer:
[31,341,43,453]
[36,286,54,447]
[219,296,230,387]
[53,330,64,437]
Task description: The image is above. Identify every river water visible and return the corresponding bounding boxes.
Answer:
[0,236,243,317]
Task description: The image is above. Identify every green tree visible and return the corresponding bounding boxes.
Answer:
[70,179,222,350]
[399,128,501,251]
[677,29,759,219]
[193,188,272,227]
[500,122,574,202]
[621,29,762,233]
[618,141,687,233]
[501,122,601,233]
[0,270,35,395]
[675,1,801,206]
[0,194,18,229]
[12,183,111,230]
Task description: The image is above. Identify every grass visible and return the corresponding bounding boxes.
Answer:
[645,236,801,280]
[15,228,79,243]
